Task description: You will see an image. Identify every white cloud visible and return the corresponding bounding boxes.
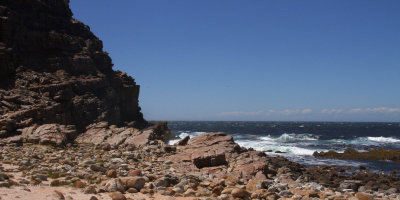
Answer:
[219,108,312,116]
[302,109,312,114]
[322,107,400,114]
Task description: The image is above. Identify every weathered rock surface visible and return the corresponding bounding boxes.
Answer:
[0,0,146,140]
[314,148,400,162]
[163,132,304,180]
[76,121,173,147]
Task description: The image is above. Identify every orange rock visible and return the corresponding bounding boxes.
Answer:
[106,169,118,178]
[355,192,373,200]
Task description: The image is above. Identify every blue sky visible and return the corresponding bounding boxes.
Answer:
[70,0,400,122]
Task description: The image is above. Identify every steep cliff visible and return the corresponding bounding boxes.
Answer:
[0,0,147,139]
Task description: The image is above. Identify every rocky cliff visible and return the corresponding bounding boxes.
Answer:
[0,0,147,140]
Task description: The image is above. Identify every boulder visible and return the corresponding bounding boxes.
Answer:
[21,124,76,146]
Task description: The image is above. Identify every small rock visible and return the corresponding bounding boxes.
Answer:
[126,188,138,193]
[53,190,65,200]
[109,192,126,200]
[123,177,146,190]
[355,192,373,200]
[128,169,142,176]
[107,169,118,178]
[84,185,97,194]
[231,188,250,198]
[104,178,125,192]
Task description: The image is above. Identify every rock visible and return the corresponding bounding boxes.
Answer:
[21,124,76,146]
[53,190,65,200]
[313,149,400,162]
[339,180,360,191]
[107,169,118,178]
[104,178,125,192]
[231,188,250,198]
[122,177,146,190]
[246,179,265,191]
[89,196,98,200]
[278,190,293,197]
[128,169,142,176]
[355,192,373,200]
[386,187,397,194]
[183,188,196,197]
[126,188,138,193]
[0,0,147,140]
[175,136,190,146]
[84,185,97,194]
[109,192,126,200]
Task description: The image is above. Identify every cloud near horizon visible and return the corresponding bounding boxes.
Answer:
[220,107,400,117]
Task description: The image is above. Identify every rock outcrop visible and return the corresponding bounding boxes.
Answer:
[313,149,400,162]
[163,132,304,180]
[0,0,147,140]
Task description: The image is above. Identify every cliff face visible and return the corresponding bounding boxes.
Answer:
[0,0,147,138]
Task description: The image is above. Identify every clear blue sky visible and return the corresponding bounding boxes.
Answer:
[70,0,400,122]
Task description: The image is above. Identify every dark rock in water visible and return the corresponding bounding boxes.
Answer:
[0,0,147,141]
[313,149,400,162]
[175,135,190,146]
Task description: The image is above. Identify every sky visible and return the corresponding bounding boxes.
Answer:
[70,0,400,122]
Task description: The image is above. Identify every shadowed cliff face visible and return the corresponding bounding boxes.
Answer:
[0,0,147,137]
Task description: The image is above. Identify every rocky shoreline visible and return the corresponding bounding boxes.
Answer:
[1,0,400,199]
[1,131,400,200]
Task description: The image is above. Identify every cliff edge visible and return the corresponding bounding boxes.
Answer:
[0,0,147,141]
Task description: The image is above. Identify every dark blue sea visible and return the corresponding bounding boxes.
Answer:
[167,121,400,172]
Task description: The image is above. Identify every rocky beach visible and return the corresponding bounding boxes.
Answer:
[1,0,400,199]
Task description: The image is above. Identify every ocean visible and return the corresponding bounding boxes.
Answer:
[167,121,400,172]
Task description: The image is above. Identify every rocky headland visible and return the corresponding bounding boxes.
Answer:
[314,149,400,162]
[1,0,400,200]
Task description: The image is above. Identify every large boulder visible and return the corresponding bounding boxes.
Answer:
[163,132,283,179]
[21,124,76,146]
[76,121,173,147]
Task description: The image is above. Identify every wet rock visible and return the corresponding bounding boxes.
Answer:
[175,136,190,146]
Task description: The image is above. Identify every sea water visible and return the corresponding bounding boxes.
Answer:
[167,121,400,172]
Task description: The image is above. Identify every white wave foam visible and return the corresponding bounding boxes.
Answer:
[367,136,400,143]
[236,139,318,155]
[168,131,206,145]
[260,133,318,143]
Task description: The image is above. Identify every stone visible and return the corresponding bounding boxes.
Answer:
[246,179,265,191]
[53,190,65,200]
[109,192,126,200]
[126,188,138,193]
[175,136,190,146]
[231,188,250,198]
[84,185,97,194]
[128,169,142,176]
[355,192,373,200]
[21,124,76,146]
[104,178,125,192]
[122,177,146,190]
[107,169,118,178]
